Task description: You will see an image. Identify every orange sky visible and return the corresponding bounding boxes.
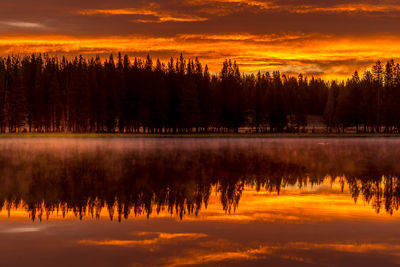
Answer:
[1,0,400,79]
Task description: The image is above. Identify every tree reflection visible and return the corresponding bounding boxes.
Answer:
[0,140,399,221]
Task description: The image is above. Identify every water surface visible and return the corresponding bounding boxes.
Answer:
[0,138,399,266]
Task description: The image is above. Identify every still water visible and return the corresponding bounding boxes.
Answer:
[0,138,399,266]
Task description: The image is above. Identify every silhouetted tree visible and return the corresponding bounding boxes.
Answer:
[0,53,397,133]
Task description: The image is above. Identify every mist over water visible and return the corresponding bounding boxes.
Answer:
[1,138,400,267]
[0,137,399,219]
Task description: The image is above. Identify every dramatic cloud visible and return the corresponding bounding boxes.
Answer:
[78,3,208,23]
[0,0,399,78]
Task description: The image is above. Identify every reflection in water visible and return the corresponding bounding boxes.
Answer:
[0,138,399,221]
[79,232,208,247]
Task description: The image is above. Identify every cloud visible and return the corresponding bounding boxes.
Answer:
[290,3,400,14]
[289,242,400,253]
[0,1,399,78]
[0,33,397,79]
[180,0,400,18]
[188,0,400,14]
[78,4,208,23]
[0,21,45,29]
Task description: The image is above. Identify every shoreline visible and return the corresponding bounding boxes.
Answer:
[0,133,399,138]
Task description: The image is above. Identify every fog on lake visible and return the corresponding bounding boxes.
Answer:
[0,138,398,220]
[0,138,399,267]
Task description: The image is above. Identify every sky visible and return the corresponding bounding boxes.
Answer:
[1,0,400,79]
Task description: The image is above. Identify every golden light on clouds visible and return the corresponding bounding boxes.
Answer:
[78,6,208,23]
[183,1,400,16]
[293,3,400,14]
[0,0,399,78]
[0,33,399,79]
[190,0,277,10]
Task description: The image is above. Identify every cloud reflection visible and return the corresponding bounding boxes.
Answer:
[0,227,43,233]
[79,232,207,247]
[166,241,400,266]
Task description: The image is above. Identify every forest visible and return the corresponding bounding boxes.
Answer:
[0,53,397,133]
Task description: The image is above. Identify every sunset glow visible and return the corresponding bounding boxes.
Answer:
[1,0,400,78]
[1,182,397,222]
[1,4,400,266]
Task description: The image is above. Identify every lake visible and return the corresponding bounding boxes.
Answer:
[0,138,399,266]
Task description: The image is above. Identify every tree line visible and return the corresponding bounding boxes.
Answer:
[0,53,398,133]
